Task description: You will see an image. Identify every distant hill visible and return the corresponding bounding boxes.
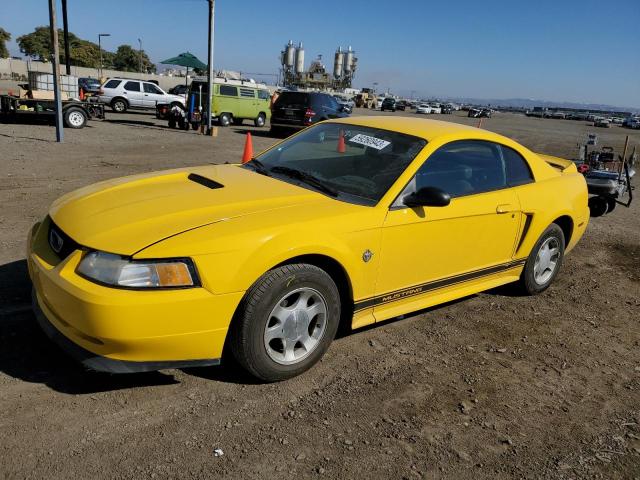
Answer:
[444,97,639,113]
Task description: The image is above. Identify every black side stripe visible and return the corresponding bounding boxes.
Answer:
[354,259,527,312]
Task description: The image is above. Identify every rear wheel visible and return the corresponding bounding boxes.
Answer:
[63,107,87,129]
[230,264,340,382]
[518,224,565,295]
[254,113,266,127]
[168,118,176,129]
[111,98,127,113]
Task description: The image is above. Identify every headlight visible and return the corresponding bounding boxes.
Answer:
[76,251,199,289]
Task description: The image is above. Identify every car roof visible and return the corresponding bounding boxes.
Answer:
[329,116,485,142]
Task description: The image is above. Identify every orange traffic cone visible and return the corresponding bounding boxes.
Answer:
[337,130,346,153]
[242,132,253,164]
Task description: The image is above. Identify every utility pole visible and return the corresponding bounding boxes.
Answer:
[138,38,142,74]
[48,0,63,142]
[98,33,110,79]
[61,0,71,75]
[206,0,215,135]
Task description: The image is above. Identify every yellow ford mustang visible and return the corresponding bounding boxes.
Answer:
[28,117,589,381]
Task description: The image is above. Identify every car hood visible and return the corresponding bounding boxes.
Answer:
[50,165,324,256]
[167,94,186,103]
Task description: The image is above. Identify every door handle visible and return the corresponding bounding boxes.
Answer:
[496,204,516,214]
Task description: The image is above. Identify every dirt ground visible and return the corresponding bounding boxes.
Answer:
[0,107,639,479]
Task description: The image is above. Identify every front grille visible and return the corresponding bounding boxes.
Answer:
[48,221,81,260]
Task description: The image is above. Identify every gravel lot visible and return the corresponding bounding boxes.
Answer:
[1,108,639,479]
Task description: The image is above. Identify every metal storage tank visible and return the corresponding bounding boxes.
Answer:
[344,46,354,73]
[284,40,296,67]
[295,42,305,74]
[333,47,344,78]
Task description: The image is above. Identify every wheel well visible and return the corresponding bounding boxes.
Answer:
[112,97,128,106]
[552,215,573,245]
[277,254,354,334]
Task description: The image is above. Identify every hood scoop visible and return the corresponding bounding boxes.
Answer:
[188,173,224,189]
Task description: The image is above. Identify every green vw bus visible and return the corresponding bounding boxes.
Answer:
[186,78,271,128]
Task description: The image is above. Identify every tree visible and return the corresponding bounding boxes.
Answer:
[16,26,107,68]
[0,27,10,58]
[17,26,53,61]
[112,44,156,73]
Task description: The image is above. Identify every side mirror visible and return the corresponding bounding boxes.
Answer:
[403,186,451,208]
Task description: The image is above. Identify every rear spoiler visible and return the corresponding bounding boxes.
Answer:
[537,153,577,173]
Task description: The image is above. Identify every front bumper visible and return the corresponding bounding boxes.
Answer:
[32,289,220,373]
[28,219,244,373]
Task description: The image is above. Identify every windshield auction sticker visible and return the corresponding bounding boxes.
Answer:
[348,134,391,150]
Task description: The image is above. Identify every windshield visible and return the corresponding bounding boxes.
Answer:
[248,123,427,206]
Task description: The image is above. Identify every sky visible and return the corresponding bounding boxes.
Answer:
[4,0,640,108]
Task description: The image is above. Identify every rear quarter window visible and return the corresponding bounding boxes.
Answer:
[501,146,534,185]
[103,79,121,89]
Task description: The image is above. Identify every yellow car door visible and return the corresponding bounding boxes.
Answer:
[373,140,526,320]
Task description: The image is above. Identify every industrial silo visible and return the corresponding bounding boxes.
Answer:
[295,42,305,74]
[344,46,355,73]
[334,47,344,79]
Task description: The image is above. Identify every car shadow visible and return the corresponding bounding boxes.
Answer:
[232,127,288,139]
[104,119,157,127]
[0,259,179,394]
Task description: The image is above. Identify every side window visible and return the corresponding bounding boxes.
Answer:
[104,79,121,89]
[258,89,270,100]
[413,140,507,198]
[239,88,255,98]
[501,145,534,186]
[219,85,238,97]
[124,81,140,92]
[143,83,162,94]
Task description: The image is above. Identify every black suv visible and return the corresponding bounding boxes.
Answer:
[380,98,397,112]
[271,92,349,135]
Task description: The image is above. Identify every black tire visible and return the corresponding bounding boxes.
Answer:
[177,117,185,130]
[191,122,200,131]
[605,197,616,214]
[168,119,176,129]
[63,107,87,129]
[254,113,266,127]
[111,98,128,113]
[229,263,341,382]
[518,224,565,295]
[589,196,609,217]
[219,112,231,127]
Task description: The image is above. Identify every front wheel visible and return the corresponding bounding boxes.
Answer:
[518,224,565,295]
[219,112,231,127]
[229,264,340,382]
[254,113,266,127]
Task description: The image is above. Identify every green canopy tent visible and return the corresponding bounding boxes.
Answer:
[159,52,207,90]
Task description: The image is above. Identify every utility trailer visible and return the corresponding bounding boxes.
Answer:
[577,134,636,217]
[0,94,105,129]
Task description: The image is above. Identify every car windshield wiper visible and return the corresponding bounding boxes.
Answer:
[246,158,270,176]
[270,166,338,197]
